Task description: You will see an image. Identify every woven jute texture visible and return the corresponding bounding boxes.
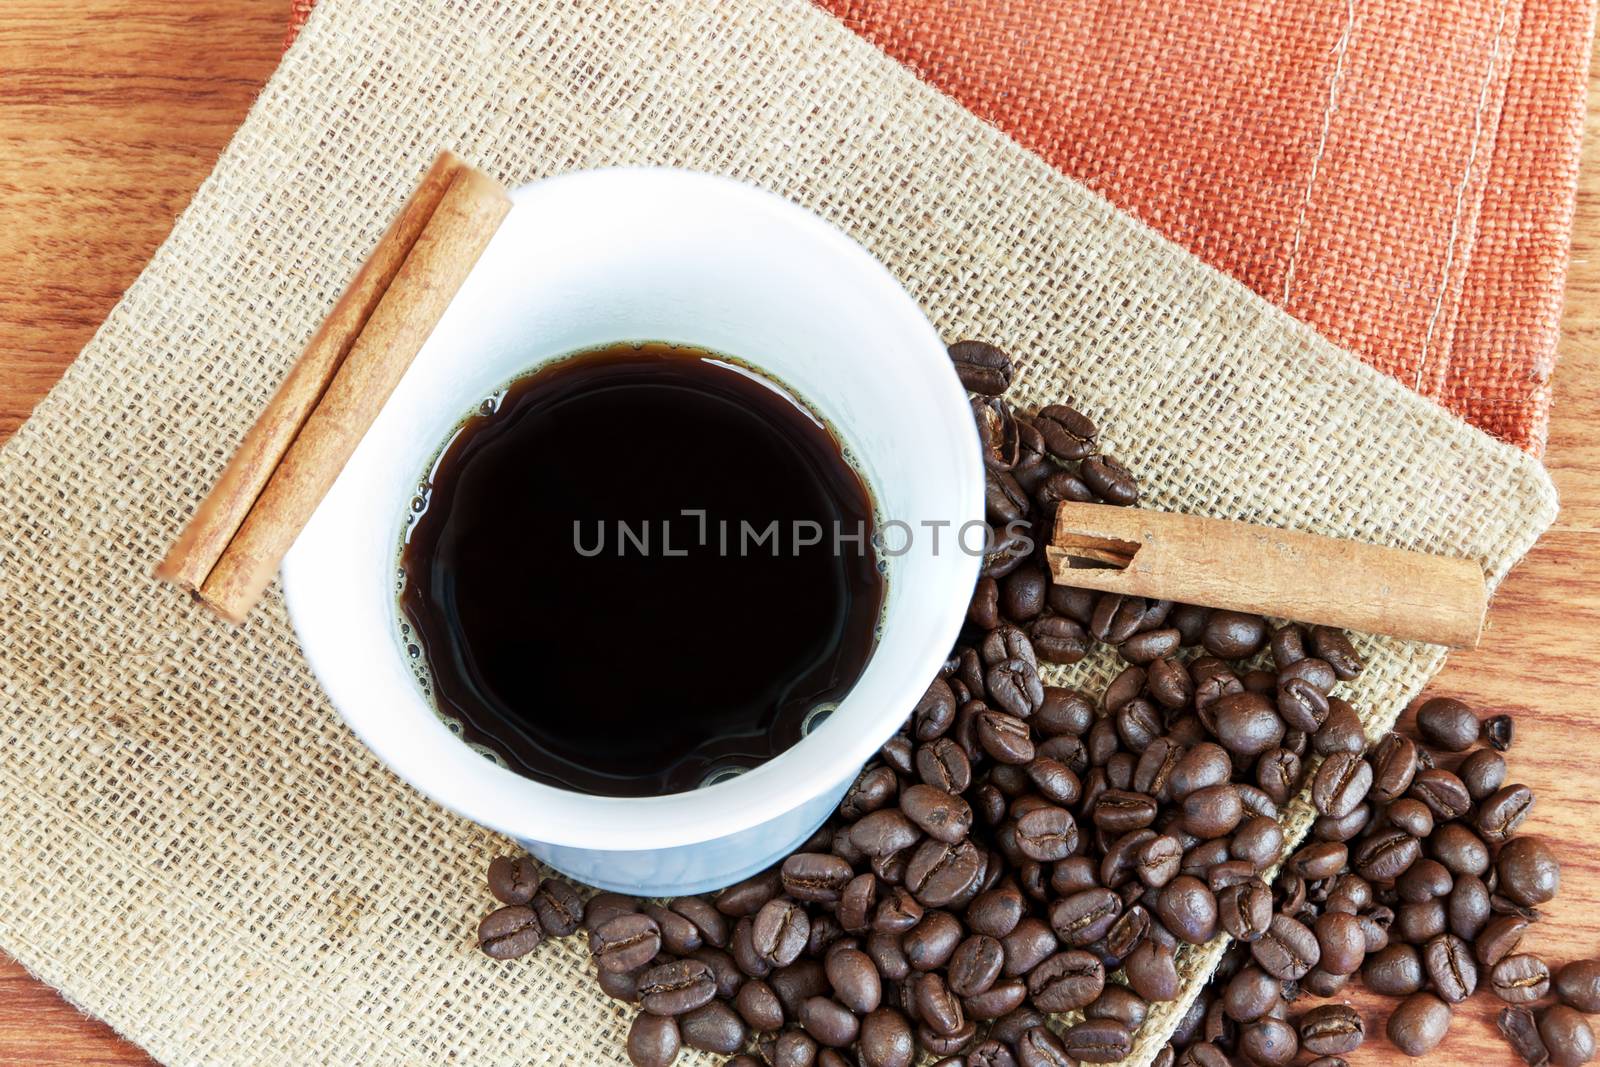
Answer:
[288,0,1599,454]
[0,0,1558,1064]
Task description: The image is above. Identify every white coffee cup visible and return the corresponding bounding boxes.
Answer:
[282,168,984,896]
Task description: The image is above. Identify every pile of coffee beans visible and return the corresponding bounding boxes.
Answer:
[1151,693,1597,1067]
[471,340,1594,1066]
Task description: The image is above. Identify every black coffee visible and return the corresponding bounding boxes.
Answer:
[400,342,882,797]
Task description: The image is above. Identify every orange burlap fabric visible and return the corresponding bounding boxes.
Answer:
[287,0,1595,452]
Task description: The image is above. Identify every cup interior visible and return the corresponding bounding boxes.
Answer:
[282,168,983,852]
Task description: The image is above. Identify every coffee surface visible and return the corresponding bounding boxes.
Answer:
[400,343,882,796]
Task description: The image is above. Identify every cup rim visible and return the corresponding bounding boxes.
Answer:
[282,167,984,851]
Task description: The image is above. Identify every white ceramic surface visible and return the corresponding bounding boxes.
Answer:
[282,168,984,895]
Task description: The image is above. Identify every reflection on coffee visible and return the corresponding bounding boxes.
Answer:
[399,342,883,797]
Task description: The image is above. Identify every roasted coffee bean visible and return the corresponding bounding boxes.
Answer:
[1114,699,1165,752]
[896,910,957,974]
[592,913,660,973]
[835,874,878,935]
[1478,784,1536,843]
[1000,565,1049,622]
[1299,1004,1364,1057]
[1168,742,1230,800]
[1556,960,1600,1013]
[752,899,811,968]
[1183,784,1243,839]
[912,972,965,1037]
[1308,626,1363,678]
[1410,768,1472,820]
[1219,879,1273,943]
[596,964,644,1003]
[1016,804,1079,861]
[1086,986,1149,1030]
[1119,940,1176,1003]
[1002,917,1059,977]
[1447,874,1492,941]
[1016,1026,1073,1067]
[1213,693,1285,757]
[897,785,972,845]
[679,1000,747,1054]
[865,930,910,983]
[851,810,921,858]
[967,1039,1019,1067]
[1107,903,1153,958]
[978,707,1037,763]
[823,947,881,1014]
[1312,753,1372,819]
[905,839,985,907]
[1499,1006,1550,1067]
[641,903,702,956]
[1431,822,1490,877]
[1398,858,1454,903]
[1541,1005,1598,1067]
[857,1007,915,1067]
[1371,732,1419,802]
[873,886,924,934]
[1354,828,1421,882]
[665,895,726,950]
[1094,789,1158,833]
[936,934,1001,1000]
[914,678,958,742]
[987,659,1045,720]
[1252,914,1320,981]
[478,904,543,960]
[1363,943,1425,996]
[511,877,582,939]
[1396,899,1447,944]
[1024,758,1081,808]
[985,469,1030,524]
[1081,455,1139,506]
[1031,402,1097,460]
[1490,954,1552,1004]
[733,979,784,1032]
[626,1012,681,1067]
[841,766,899,821]
[1157,876,1219,944]
[949,340,1014,395]
[1223,967,1281,1023]
[1313,804,1370,843]
[1290,842,1348,882]
[1484,714,1516,752]
[1062,1019,1134,1063]
[1388,992,1452,1057]
[1498,836,1561,906]
[1050,888,1122,947]
[1138,834,1185,888]
[1460,747,1509,800]
[799,996,859,1048]
[487,855,541,905]
[1423,933,1478,1003]
[1313,699,1366,756]
[1475,914,1533,968]
[1121,628,1182,666]
[639,959,718,1016]
[1239,1016,1299,1067]
[1313,912,1366,975]
[1031,615,1091,664]
[717,870,783,918]
[1036,687,1095,736]
[969,576,1003,630]
[688,947,744,999]
[1201,610,1267,659]
[1027,949,1105,1012]
[1416,696,1480,751]
[966,979,1029,1021]
[771,1029,818,1067]
[1387,797,1434,838]
[967,882,1025,940]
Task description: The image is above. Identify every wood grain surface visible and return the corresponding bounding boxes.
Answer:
[0,3,1594,1065]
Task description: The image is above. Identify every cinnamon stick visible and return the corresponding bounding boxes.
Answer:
[1046,501,1489,648]
[157,152,511,623]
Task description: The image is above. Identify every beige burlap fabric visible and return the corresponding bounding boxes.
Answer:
[0,0,1558,1063]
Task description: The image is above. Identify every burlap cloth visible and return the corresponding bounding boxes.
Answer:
[289,0,1598,454]
[0,0,1559,1064]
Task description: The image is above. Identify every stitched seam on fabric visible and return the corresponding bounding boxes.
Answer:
[1414,0,1513,392]
[1281,0,1359,305]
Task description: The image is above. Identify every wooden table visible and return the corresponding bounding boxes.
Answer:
[0,2,1594,1064]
